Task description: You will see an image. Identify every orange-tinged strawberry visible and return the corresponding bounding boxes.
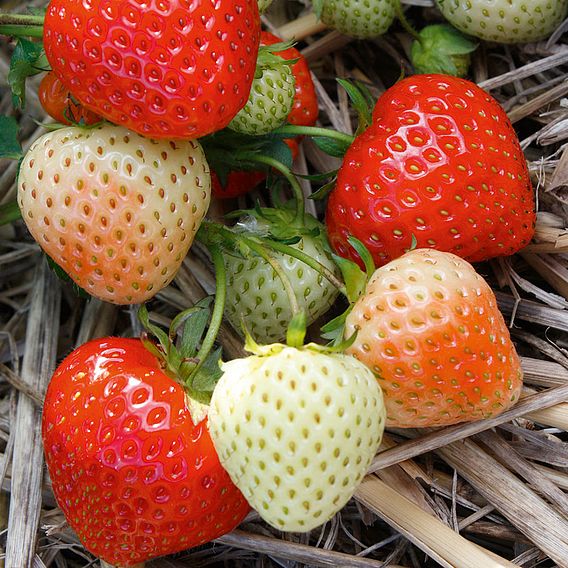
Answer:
[344,249,523,428]
[18,124,210,304]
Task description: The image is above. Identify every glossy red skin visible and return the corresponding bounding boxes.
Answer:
[39,71,101,125]
[326,74,535,267]
[211,138,299,199]
[261,31,318,126]
[42,338,249,566]
[43,0,261,139]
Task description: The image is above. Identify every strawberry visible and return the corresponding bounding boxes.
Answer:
[39,71,101,125]
[214,208,340,342]
[344,248,523,428]
[43,331,250,565]
[435,0,568,44]
[314,0,396,39]
[229,45,296,135]
[326,74,535,268]
[208,338,386,532]
[18,123,210,304]
[211,169,267,200]
[43,0,261,139]
[260,32,319,128]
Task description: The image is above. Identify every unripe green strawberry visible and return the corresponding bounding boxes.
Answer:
[223,211,340,342]
[229,47,295,136]
[315,0,396,38]
[435,0,568,44]
[208,342,386,532]
[18,124,210,304]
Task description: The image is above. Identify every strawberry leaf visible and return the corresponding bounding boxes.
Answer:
[312,0,325,19]
[191,346,223,392]
[312,135,350,158]
[331,254,367,303]
[45,255,90,299]
[309,176,336,200]
[337,78,374,134]
[0,116,23,160]
[8,38,48,109]
[0,200,22,226]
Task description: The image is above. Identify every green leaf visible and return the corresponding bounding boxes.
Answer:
[177,298,214,359]
[347,236,376,279]
[406,233,418,252]
[331,254,367,304]
[0,116,23,160]
[312,135,350,158]
[8,38,48,109]
[260,137,293,169]
[309,176,336,200]
[297,169,338,182]
[337,78,374,133]
[320,307,351,344]
[0,200,21,226]
[137,304,171,354]
[191,346,223,392]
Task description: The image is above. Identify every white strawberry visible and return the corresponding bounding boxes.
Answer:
[436,0,568,44]
[208,341,386,532]
[18,124,210,304]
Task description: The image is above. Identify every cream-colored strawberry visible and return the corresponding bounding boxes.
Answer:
[18,124,210,304]
[345,249,523,428]
[208,342,386,532]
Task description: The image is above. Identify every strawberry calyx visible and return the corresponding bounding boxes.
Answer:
[410,24,478,77]
[136,243,228,407]
[256,41,299,77]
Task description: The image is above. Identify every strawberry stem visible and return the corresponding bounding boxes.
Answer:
[239,152,305,225]
[188,244,226,381]
[256,236,347,296]
[394,0,422,44]
[272,124,354,146]
[0,13,44,38]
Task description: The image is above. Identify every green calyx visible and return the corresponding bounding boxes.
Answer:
[243,310,357,356]
[137,247,227,405]
[410,24,477,77]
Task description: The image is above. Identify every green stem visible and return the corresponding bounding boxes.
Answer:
[0,201,21,226]
[394,0,422,44]
[272,125,355,147]
[188,244,226,382]
[240,152,305,225]
[258,236,347,297]
[0,13,44,38]
[201,222,300,317]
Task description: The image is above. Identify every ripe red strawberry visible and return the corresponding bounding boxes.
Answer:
[42,337,249,566]
[18,123,210,304]
[39,71,101,125]
[344,248,523,427]
[326,74,535,268]
[260,32,318,127]
[43,0,261,139]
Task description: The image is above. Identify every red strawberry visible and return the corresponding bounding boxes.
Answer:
[344,249,523,427]
[211,169,266,199]
[260,31,318,127]
[326,74,535,267]
[39,71,101,126]
[43,0,261,139]
[42,337,250,566]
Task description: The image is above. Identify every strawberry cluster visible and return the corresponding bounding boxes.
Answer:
[0,0,559,565]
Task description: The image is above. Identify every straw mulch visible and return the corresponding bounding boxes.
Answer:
[1,1,568,567]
